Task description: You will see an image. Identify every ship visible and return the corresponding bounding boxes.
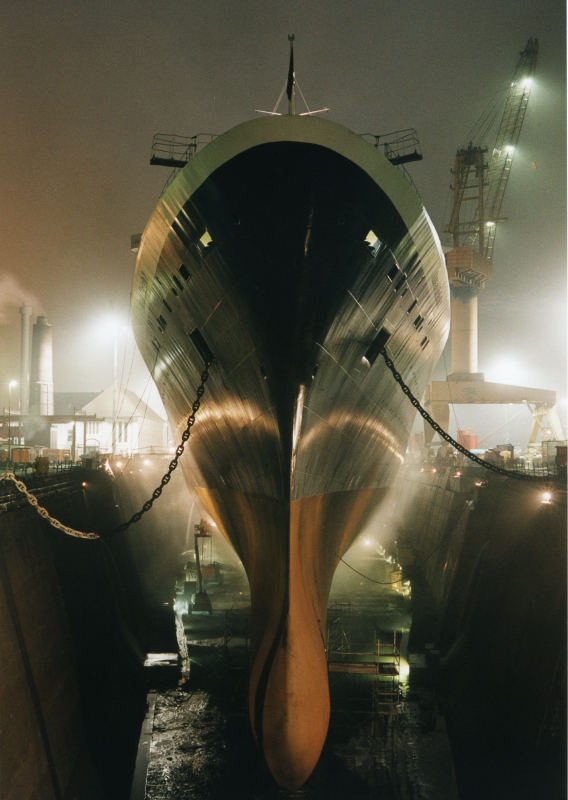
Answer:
[130,63,450,789]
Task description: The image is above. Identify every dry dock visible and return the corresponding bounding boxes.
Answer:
[1,457,565,799]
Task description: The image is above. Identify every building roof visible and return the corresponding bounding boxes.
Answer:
[81,386,166,423]
[54,391,99,415]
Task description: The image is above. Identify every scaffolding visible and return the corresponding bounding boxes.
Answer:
[327,617,402,723]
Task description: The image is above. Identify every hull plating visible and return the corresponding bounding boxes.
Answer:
[132,115,449,788]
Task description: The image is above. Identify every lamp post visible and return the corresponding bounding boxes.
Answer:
[112,331,118,455]
[97,315,128,456]
[8,380,17,466]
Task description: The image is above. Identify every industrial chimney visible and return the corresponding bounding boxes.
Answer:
[19,304,32,415]
[30,316,54,416]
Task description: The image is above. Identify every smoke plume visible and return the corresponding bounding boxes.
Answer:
[0,273,43,325]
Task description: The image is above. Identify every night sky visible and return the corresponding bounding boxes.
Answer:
[1,0,565,442]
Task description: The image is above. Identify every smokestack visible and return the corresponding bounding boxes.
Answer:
[30,316,54,416]
[20,304,32,414]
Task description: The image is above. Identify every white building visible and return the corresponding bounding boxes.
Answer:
[51,386,168,457]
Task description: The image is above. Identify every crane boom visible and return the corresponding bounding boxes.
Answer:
[446,38,538,268]
[484,37,538,260]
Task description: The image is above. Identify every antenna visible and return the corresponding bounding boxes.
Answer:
[287,34,295,116]
[255,35,330,117]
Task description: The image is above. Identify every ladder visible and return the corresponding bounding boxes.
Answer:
[374,632,401,715]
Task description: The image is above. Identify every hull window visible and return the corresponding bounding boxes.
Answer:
[172,219,193,251]
[387,264,400,282]
[394,275,407,293]
[189,328,214,365]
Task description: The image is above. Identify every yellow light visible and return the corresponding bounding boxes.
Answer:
[199,231,212,247]
[541,491,553,505]
[432,467,437,473]
[9,380,17,389]
[81,481,87,488]
[116,460,123,468]
[521,77,533,89]
[486,220,496,227]
[364,230,381,255]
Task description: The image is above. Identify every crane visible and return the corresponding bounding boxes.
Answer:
[425,38,563,446]
[445,37,538,377]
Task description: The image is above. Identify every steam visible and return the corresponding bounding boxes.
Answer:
[0,273,43,325]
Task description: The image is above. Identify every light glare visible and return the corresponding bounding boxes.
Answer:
[485,357,530,386]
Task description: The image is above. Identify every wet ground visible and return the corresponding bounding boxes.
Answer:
[132,552,459,799]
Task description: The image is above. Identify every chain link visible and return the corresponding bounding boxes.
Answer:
[0,362,212,540]
[111,362,212,534]
[0,472,100,539]
[378,347,541,482]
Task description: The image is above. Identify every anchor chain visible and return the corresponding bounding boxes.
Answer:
[0,472,100,539]
[111,362,212,534]
[378,347,541,482]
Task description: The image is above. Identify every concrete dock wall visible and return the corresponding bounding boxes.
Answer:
[0,470,146,800]
[398,465,567,800]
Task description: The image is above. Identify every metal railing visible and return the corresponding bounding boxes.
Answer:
[360,128,423,165]
[150,132,217,167]
[150,132,218,193]
[1,460,86,476]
